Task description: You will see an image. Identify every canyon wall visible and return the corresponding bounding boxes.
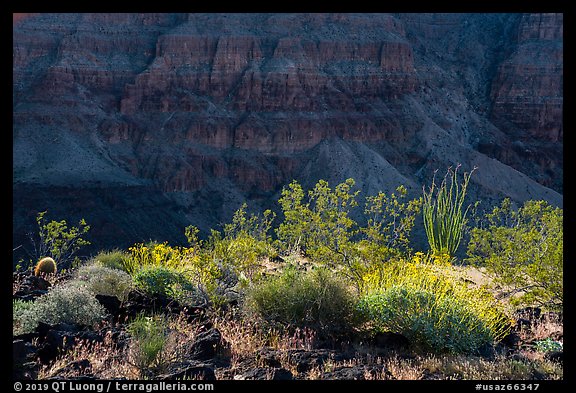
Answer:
[13,13,563,261]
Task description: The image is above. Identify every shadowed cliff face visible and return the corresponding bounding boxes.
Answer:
[12,13,562,260]
[13,13,37,25]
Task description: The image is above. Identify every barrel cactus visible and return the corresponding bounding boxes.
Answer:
[34,257,57,276]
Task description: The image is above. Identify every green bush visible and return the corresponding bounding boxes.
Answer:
[74,263,134,301]
[13,299,34,335]
[125,242,230,307]
[276,179,422,289]
[30,211,91,268]
[207,203,276,282]
[359,285,506,354]
[467,199,563,310]
[93,249,131,272]
[127,314,169,375]
[358,254,511,354]
[133,265,195,299]
[534,338,562,353]
[276,178,359,269]
[245,267,359,337]
[17,282,107,334]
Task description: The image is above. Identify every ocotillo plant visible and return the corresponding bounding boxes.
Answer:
[422,165,476,257]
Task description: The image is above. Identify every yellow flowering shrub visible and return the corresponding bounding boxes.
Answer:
[358,252,511,354]
[125,242,225,306]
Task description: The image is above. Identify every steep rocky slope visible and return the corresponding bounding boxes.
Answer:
[12,13,563,261]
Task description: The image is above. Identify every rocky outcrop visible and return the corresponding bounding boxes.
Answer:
[12,13,563,260]
[483,13,563,191]
[490,13,563,142]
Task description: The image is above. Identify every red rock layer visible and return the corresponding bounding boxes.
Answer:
[490,13,563,142]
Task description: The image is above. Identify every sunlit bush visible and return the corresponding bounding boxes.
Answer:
[75,263,134,301]
[467,199,563,310]
[16,282,107,334]
[245,266,360,337]
[358,253,511,354]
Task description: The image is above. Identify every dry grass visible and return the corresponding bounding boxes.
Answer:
[384,356,424,380]
[517,313,563,343]
[38,312,209,380]
[29,265,562,381]
[385,353,562,380]
[38,333,137,379]
[296,352,563,380]
[276,327,318,351]
[214,311,320,360]
[213,313,274,362]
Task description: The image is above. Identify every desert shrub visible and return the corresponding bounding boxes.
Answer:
[17,282,107,333]
[126,314,169,376]
[422,165,476,257]
[276,179,359,269]
[276,179,422,289]
[358,254,511,354]
[132,265,213,307]
[93,249,131,272]
[34,257,57,276]
[13,299,34,335]
[126,241,227,307]
[362,185,423,256]
[245,266,359,337]
[350,185,422,285]
[206,203,276,282]
[133,265,192,298]
[74,263,134,301]
[467,199,563,310]
[534,338,563,353]
[359,286,505,354]
[125,242,189,275]
[29,211,90,268]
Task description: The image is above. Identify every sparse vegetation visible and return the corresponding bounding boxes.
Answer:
[245,266,360,337]
[206,203,276,282]
[15,282,107,334]
[74,263,134,301]
[29,211,91,269]
[126,314,169,377]
[93,249,131,272]
[534,338,562,353]
[13,173,563,381]
[467,199,563,310]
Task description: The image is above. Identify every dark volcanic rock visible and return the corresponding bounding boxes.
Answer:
[286,349,345,373]
[34,323,105,364]
[234,367,293,380]
[13,340,37,367]
[373,332,411,351]
[189,328,223,361]
[545,351,563,364]
[323,365,392,380]
[499,331,522,349]
[37,325,82,364]
[95,294,121,317]
[13,274,52,300]
[118,290,206,322]
[52,359,93,377]
[256,348,283,368]
[158,362,216,381]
